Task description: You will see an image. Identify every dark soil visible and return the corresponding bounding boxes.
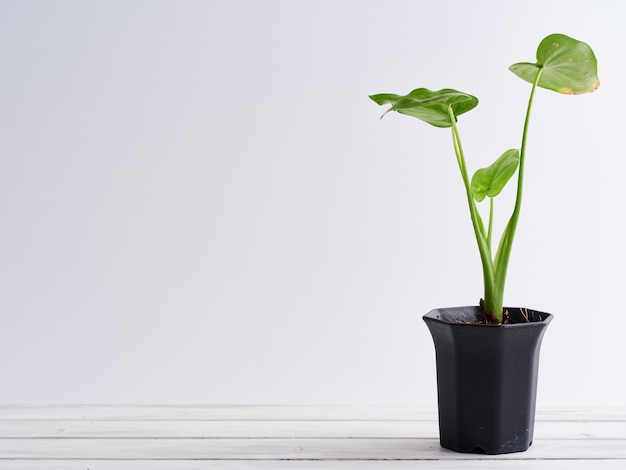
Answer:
[449,301,544,325]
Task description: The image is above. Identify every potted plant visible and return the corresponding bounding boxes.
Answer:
[370,34,599,454]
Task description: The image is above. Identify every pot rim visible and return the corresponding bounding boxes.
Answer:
[423,305,553,328]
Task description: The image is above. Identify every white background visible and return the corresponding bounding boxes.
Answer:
[1,0,624,406]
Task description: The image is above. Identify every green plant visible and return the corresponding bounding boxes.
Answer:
[370,34,599,324]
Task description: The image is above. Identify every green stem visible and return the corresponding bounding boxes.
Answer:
[447,106,495,308]
[492,68,544,320]
[487,197,494,251]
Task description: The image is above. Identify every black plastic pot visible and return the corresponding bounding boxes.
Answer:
[423,306,553,455]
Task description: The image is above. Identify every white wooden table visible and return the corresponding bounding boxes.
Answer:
[1,405,625,469]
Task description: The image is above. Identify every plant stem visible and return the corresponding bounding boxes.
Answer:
[492,68,544,320]
[447,106,495,308]
[487,197,494,251]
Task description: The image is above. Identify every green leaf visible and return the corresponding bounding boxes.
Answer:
[509,33,599,94]
[369,88,478,128]
[471,149,520,202]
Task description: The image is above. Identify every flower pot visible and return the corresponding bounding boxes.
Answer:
[423,306,553,454]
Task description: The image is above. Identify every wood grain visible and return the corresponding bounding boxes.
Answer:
[0,406,623,469]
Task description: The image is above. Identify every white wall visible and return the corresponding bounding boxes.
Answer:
[1,0,624,405]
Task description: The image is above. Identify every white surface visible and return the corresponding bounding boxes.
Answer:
[1,0,625,405]
[0,406,625,469]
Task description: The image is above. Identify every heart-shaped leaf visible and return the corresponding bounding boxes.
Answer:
[471,149,520,202]
[369,88,478,128]
[509,33,599,94]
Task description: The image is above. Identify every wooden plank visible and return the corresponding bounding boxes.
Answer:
[1,405,625,422]
[3,460,626,470]
[0,405,437,421]
[1,419,625,439]
[537,408,626,422]
[1,406,624,468]
[1,438,626,460]
[0,419,436,438]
